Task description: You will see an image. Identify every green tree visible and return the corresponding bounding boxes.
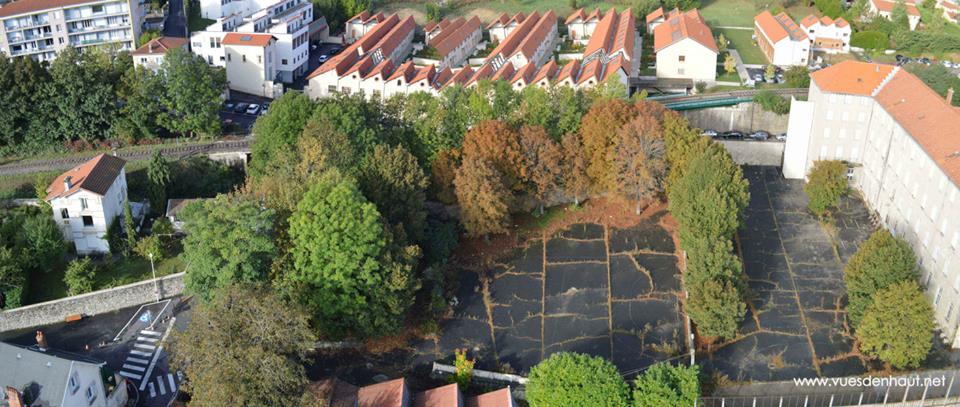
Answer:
[763,64,777,82]
[815,0,844,17]
[633,363,700,407]
[159,47,227,137]
[451,348,475,390]
[723,54,737,75]
[425,2,441,21]
[170,285,315,406]
[0,247,25,309]
[147,151,171,215]
[64,257,97,296]
[784,65,810,88]
[358,144,429,243]
[857,281,934,369]
[891,0,910,29]
[123,199,136,256]
[135,235,165,261]
[181,195,277,300]
[42,47,116,142]
[21,215,65,272]
[753,90,790,114]
[284,170,420,338]
[804,160,848,217]
[137,30,161,47]
[526,352,631,407]
[687,278,745,339]
[114,66,165,143]
[844,228,918,327]
[667,150,749,246]
[717,34,729,53]
[249,91,315,179]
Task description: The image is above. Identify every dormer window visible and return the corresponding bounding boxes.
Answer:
[68,372,79,394]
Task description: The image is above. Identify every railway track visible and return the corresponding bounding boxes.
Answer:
[649,88,808,104]
[0,138,251,177]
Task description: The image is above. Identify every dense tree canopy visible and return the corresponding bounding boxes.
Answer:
[358,144,430,243]
[158,47,227,137]
[526,352,631,407]
[804,160,849,217]
[633,363,700,407]
[249,91,316,179]
[844,229,918,327]
[857,281,934,369]
[580,99,638,192]
[668,149,749,246]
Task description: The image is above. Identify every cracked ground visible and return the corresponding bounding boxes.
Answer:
[418,212,686,375]
[700,166,876,382]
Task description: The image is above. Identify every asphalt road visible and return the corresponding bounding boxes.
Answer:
[162,0,187,38]
[288,42,343,90]
[0,297,194,407]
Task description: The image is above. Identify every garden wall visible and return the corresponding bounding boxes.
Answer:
[717,140,785,167]
[0,272,185,332]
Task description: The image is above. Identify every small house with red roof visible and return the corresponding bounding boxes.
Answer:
[799,14,851,53]
[131,36,188,72]
[648,8,718,84]
[45,154,128,254]
[754,11,810,66]
[867,0,921,30]
[312,377,517,407]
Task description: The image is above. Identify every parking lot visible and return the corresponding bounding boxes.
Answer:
[412,212,686,375]
[700,166,876,381]
[288,42,342,90]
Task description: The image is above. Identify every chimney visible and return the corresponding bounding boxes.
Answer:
[63,176,72,191]
[947,87,954,104]
[5,387,23,407]
[35,330,48,351]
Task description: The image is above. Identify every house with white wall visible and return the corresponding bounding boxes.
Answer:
[486,12,525,43]
[223,32,281,97]
[44,153,127,255]
[1,339,128,407]
[418,16,481,69]
[649,8,718,84]
[799,14,851,53]
[783,60,960,346]
[131,36,187,72]
[754,11,810,67]
[565,8,602,43]
[645,7,665,34]
[868,0,921,30]
[344,10,384,43]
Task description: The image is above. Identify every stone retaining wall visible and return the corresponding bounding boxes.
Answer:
[0,273,185,333]
[681,102,789,134]
[717,139,785,167]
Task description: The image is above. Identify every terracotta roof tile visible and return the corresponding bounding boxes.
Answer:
[307,14,400,78]
[755,11,808,44]
[810,60,895,95]
[357,378,408,407]
[433,16,481,57]
[370,15,415,57]
[465,387,514,407]
[386,60,416,82]
[482,11,540,62]
[467,63,495,86]
[533,59,558,84]
[433,66,453,88]
[411,64,436,84]
[511,61,538,84]
[362,57,394,79]
[653,8,717,53]
[131,36,187,55]
[555,59,581,84]
[222,32,274,47]
[565,8,586,24]
[412,383,461,407]
[487,12,511,28]
[870,0,920,14]
[46,154,126,201]
[491,62,516,81]
[447,65,475,86]
[514,10,556,61]
[645,6,664,23]
[577,58,603,84]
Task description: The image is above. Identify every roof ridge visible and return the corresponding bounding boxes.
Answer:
[872,65,900,97]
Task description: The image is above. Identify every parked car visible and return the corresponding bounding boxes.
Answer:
[224,102,236,112]
[775,133,787,141]
[233,102,249,113]
[919,57,931,65]
[318,54,329,63]
[245,104,261,115]
[329,45,343,54]
[748,130,770,141]
[752,73,764,82]
[261,102,270,115]
[701,129,719,138]
[722,131,744,139]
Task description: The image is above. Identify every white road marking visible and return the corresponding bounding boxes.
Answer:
[134,343,156,350]
[140,329,162,336]
[119,371,142,381]
[149,382,156,398]
[137,336,159,342]
[158,377,167,395]
[167,373,177,392]
[139,317,175,391]
[126,356,150,364]
[130,350,153,357]
[122,364,146,372]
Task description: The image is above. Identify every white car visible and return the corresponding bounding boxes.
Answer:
[701,129,719,137]
[245,104,261,115]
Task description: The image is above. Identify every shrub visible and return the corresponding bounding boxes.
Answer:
[784,66,810,88]
[135,235,165,262]
[451,349,475,390]
[526,352,631,407]
[857,281,934,369]
[634,363,700,407]
[804,160,848,217]
[851,31,889,51]
[753,90,790,115]
[686,279,745,339]
[64,258,97,296]
[844,229,918,327]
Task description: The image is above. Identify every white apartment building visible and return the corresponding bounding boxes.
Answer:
[223,32,281,97]
[868,0,921,30]
[44,153,127,255]
[649,8,718,84]
[799,14,851,54]
[754,11,810,67]
[130,35,186,71]
[486,12,526,43]
[191,0,311,86]
[0,0,143,61]
[783,61,960,346]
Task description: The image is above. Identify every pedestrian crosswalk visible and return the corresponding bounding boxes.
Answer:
[147,373,179,398]
[118,329,161,382]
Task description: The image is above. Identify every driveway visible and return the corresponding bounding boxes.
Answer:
[222,91,272,133]
[288,42,343,91]
[163,0,187,38]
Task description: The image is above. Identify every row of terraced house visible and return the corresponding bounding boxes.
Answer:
[303,8,643,100]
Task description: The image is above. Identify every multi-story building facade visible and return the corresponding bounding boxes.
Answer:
[783,61,960,346]
[649,8,717,84]
[222,32,280,97]
[0,0,143,61]
[868,0,921,30]
[130,35,186,71]
[754,11,810,67]
[44,153,127,254]
[190,0,311,86]
[343,10,383,43]
[799,14,851,54]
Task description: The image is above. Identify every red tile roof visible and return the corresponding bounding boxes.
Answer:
[810,60,895,95]
[433,66,453,88]
[307,14,400,78]
[363,58,395,80]
[653,8,718,53]
[565,8,586,24]
[370,15,415,56]
[583,8,636,62]
[386,60,416,82]
[222,33,274,47]
[577,58,603,84]
[870,0,920,14]
[511,62,538,84]
[755,11,808,44]
[411,65,436,84]
[491,63,516,81]
[555,59,581,83]
[447,65,475,86]
[874,68,960,187]
[533,59,558,84]
[646,6,665,23]
[465,387,514,407]
[411,383,461,407]
[46,154,126,201]
[357,378,408,407]
[482,11,541,63]
[131,36,187,55]
[514,10,556,61]
[433,16,481,57]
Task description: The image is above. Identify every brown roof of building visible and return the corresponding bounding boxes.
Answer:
[467,63,495,86]
[810,60,895,95]
[429,17,464,45]
[566,8,586,24]
[310,378,360,407]
[447,65,475,86]
[411,383,461,407]
[874,68,960,187]
[653,8,718,53]
[433,66,453,88]
[45,154,126,201]
[370,15,415,56]
[357,378,408,407]
[465,387,514,407]
[583,8,636,62]
[433,16,481,57]
[386,60,416,82]
[514,10,556,60]
[577,58,603,84]
[482,11,540,62]
[221,32,274,47]
[131,36,187,55]
[646,6,665,23]
[491,63,516,81]
[487,11,525,29]
[555,59,581,83]
[411,65,436,84]
[755,11,808,44]
[307,14,400,78]
[363,58,395,80]
[870,0,920,14]
[533,59,558,84]
[511,61,538,84]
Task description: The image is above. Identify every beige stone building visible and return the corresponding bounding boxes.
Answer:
[784,61,960,346]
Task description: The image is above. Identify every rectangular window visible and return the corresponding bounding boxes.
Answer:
[677,68,684,75]
[282,58,288,65]
[68,372,79,394]
[80,198,87,209]
[82,216,94,227]
[242,55,246,62]
[85,386,96,404]
[935,286,943,306]
[327,85,337,93]
[678,55,685,62]
[61,208,69,219]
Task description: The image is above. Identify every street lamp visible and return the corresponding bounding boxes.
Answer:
[149,252,160,302]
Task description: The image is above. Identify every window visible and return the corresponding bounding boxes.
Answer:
[242,55,246,62]
[80,198,88,209]
[68,372,79,394]
[935,285,943,306]
[257,55,261,64]
[85,385,96,404]
[948,302,955,322]
[92,4,103,13]
[82,216,93,227]
[954,273,960,292]
[61,208,69,219]
[327,85,337,93]
[846,167,854,180]
[678,55,685,62]
[282,58,287,65]
[677,68,684,75]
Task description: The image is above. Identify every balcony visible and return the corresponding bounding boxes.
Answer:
[68,22,131,34]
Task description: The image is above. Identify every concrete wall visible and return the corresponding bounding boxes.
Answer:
[717,140,785,166]
[0,273,185,333]
[681,102,790,134]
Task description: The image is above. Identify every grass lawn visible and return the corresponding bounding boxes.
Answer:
[378,0,622,24]
[716,64,741,82]
[700,0,757,27]
[0,160,150,201]
[717,28,767,65]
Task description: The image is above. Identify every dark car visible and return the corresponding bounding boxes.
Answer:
[748,130,770,141]
[224,102,236,112]
[329,45,343,55]
[723,131,744,139]
[234,102,249,113]
[895,54,905,62]
[261,102,270,115]
[919,57,931,65]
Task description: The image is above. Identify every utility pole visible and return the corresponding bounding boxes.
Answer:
[149,252,161,302]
